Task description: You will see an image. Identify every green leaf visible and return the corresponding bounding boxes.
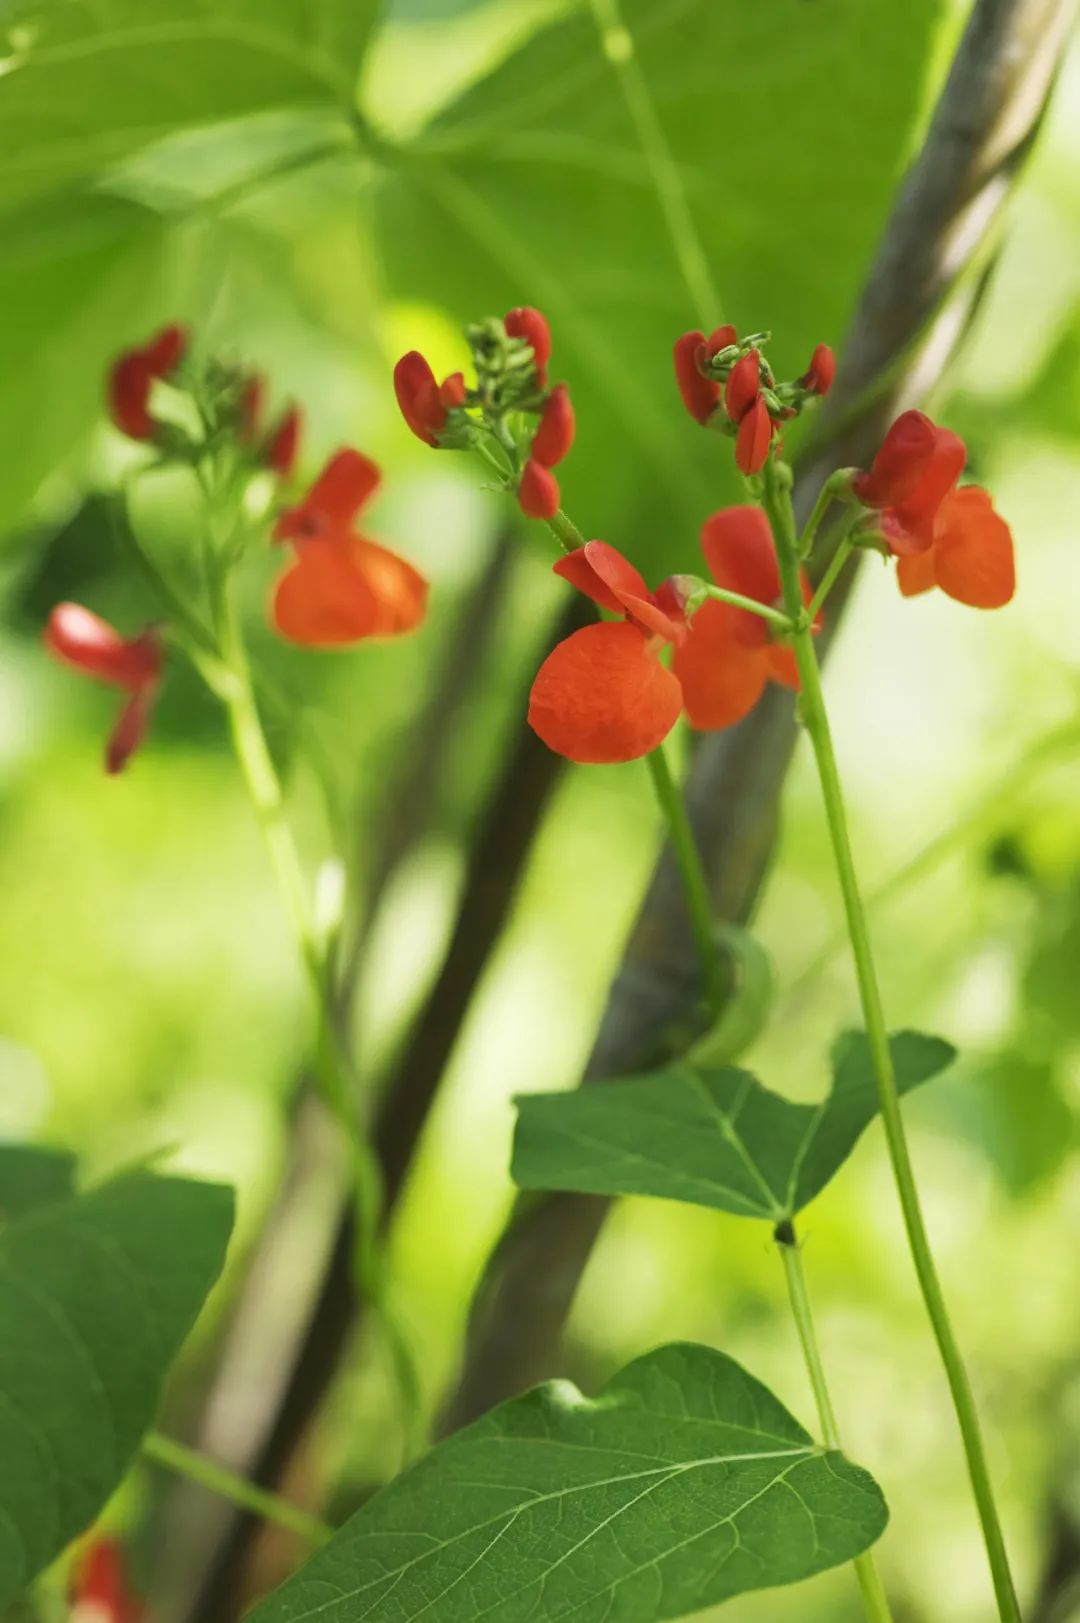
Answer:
[0,1143,75,1221]
[376,0,945,568]
[0,1160,234,1606]
[0,0,379,213]
[246,1342,886,1622]
[513,1031,955,1223]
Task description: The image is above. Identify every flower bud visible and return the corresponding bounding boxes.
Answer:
[518,458,560,519]
[725,350,761,423]
[531,384,575,468]
[504,307,552,381]
[735,395,772,475]
[800,343,835,396]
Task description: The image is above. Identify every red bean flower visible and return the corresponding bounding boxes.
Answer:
[107,324,187,440]
[529,541,686,763]
[394,352,466,447]
[855,411,1015,608]
[272,450,427,646]
[673,324,736,424]
[505,306,551,386]
[674,506,816,730]
[800,343,836,396]
[45,604,162,774]
[70,1537,142,1623]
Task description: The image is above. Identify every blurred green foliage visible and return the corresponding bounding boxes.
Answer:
[2,0,1080,1620]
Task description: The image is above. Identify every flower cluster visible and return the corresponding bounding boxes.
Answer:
[49,325,428,771]
[673,326,834,475]
[394,306,575,521]
[528,512,814,764]
[847,409,1014,607]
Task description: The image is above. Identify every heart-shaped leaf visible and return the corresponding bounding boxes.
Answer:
[513,1031,955,1223]
[246,1342,887,1622]
[0,1151,234,1606]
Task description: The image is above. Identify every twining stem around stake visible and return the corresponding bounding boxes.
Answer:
[775,1225,895,1623]
[143,1432,333,1548]
[762,453,1022,1623]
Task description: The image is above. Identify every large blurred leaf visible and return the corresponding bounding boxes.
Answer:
[513,1031,954,1221]
[247,1342,887,1622]
[0,0,380,212]
[0,1154,234,1606]
[0,1143,75,1221]
[376,0,944,568]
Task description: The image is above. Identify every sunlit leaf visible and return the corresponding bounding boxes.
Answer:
[247,1342,887,1622]
[0,1155,234,1606]
[513,1031,955,1222]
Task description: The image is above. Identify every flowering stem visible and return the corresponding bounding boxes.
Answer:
[644,743,726,1016]
[797,468,851,562]
[547,507,585,553]
[805,534,855,625]
[142,1431,334,1547]
[698,583,792,631]
[762,453,1021,1623]
[775,1225,895,1623]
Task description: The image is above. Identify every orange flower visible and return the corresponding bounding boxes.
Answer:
[271,450,427,646]
[897,486,1015,608]
[528,540,685,763]
[675,506,815,730]
[44,604,162,773]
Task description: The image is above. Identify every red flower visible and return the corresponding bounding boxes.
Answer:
[672,325,737,424]
[735,394,773,475]
[800,343,836,396]
[45,604,162,773]
[674,506,815,730]
[531,384,575,468]
[518,458,560,520]
[852,410,938,510]
[107,324,188,440]
[271,451,427,646]
[897,486,1015,608]
[393,352,464,447]
[274,449,380,544]
[70,1537,142,1623]
[725,350,761,423]
[265,406,302,477]
[505,306,551,385]
[529,540,685,763]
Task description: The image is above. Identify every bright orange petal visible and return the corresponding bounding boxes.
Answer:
[272,540,383,646]
[528,621,682,763]
[347,537,428,634]
[673,600,769,731]
[700,506,780,647]
[932,487,1015,609]
[897,549,936,598]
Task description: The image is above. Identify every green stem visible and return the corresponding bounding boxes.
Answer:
[645,743,726,1016]
[547,506,586,553]
[142,1432,333,1547]
[699,582,792,631]
[806,534,855,625]
[776,1227,895,1623]
[763,455,1021,1623]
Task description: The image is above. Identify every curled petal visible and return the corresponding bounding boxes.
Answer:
[932,486,1015,608]
[45,603,161,688]
[700,505,781,647]
[883,427,966,554]
[735,395,772,475]
[673,330,720,424]
[275,448,380,543]
[852,410,938,508]
[532,384,575,468]
[800,343,835,396]
[707,324,738,356]
[265,406,302,477]
[505,306,551,376]
[555,540,647,615]
[896,549,936,598]
[438,371,466,409]
[272,535,427,646]
[394,351,445,446]
[108,353,155,439]
[106,684,157,774]
[528,621,682,764]
[518,459,560,519]
[724,350,760,422]
[673,601,769,731]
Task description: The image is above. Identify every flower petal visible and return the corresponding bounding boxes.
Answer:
[532,384,575,468]
[725,350,760,422]
[883,426,965,553]
[673,330,720,424]
[347,537,429,634]
[394,351,444,446]
[275,448,380,542]
[700,506,780,647]
[896,549,936,598]
[105,685,157,774]
[734,395,772,475]
[45,603,161,688]
[932,486,1015,608]
[528,621,682,763]
[518,459,560,519]
[852,410,937,508]
[673,600,770,730]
